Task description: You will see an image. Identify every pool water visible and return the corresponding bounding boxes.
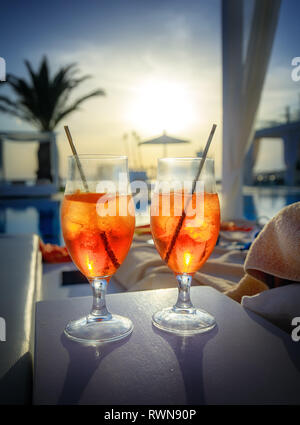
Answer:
[0,188,299,245]
[242,187,300,221]
[0,197,62,244]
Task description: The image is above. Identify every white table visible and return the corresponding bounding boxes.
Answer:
[33,286,300,405]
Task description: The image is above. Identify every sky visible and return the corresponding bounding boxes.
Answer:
[0,0,300,180]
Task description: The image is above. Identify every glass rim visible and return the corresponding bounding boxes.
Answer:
[68,154,128,160]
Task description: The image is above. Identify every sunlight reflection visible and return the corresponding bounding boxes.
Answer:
[126,78,197,134]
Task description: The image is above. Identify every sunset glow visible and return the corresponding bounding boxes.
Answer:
[126,78,197,134]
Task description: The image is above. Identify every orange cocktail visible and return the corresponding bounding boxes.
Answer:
[151,156,219,335]
[151,191,220,275]
[61,191,135,279]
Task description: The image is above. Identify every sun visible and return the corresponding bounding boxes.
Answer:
[126,78,196,135]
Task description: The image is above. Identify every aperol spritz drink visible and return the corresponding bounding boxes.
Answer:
[62,192,135,279]
[150,157,220,335]
[61,155,135,343]
[151,192,220,275]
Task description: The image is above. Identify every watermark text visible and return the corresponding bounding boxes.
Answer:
[95,175,205,227]
[0,317,6,342]
[0,57,6,81]
[291,317,300,342]
[291,57,300,82]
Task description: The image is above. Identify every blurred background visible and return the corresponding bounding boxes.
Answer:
[0,0,299,242]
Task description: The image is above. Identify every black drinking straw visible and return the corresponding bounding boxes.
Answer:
[64,126,89,193]
[164,124,217,264]
[64,126,120,269]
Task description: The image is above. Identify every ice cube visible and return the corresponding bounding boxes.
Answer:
[184,220,212,242]
[63,220,82,240]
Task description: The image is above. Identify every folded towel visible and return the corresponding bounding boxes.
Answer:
[226,202,300,302]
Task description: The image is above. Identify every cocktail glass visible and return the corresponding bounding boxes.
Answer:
[150,157,220,334]
[61,155,135,343]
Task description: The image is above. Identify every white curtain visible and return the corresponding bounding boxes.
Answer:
[243,138,260,186]
[221,0,281,220]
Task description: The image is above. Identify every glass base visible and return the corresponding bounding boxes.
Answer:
[152,306,216,335]
[64,314,133,343]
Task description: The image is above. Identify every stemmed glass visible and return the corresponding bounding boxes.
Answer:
[150,157,220,334]
[61,155,135,343]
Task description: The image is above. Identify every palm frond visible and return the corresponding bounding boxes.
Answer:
[0,95,19,108]
[52,89,105,127]
[0,56,106,131]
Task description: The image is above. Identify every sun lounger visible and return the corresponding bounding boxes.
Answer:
[0,234,42,404]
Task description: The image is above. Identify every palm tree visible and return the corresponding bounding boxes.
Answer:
[0,56,105,181]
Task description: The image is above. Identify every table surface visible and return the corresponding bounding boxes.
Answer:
[33,286,300,405]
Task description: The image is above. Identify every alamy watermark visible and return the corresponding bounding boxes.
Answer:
[94,174,205,226]
[291,317,300,342]
[0,317,6,342]
[0,57,6,81]
[291,57,300,82]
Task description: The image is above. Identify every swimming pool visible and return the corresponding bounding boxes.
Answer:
[242,186,300,221]
[0,197,62,244]
[0,187,299,245]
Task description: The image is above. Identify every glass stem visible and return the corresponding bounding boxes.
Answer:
[173,273,194,311]
[88,278,112,322]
